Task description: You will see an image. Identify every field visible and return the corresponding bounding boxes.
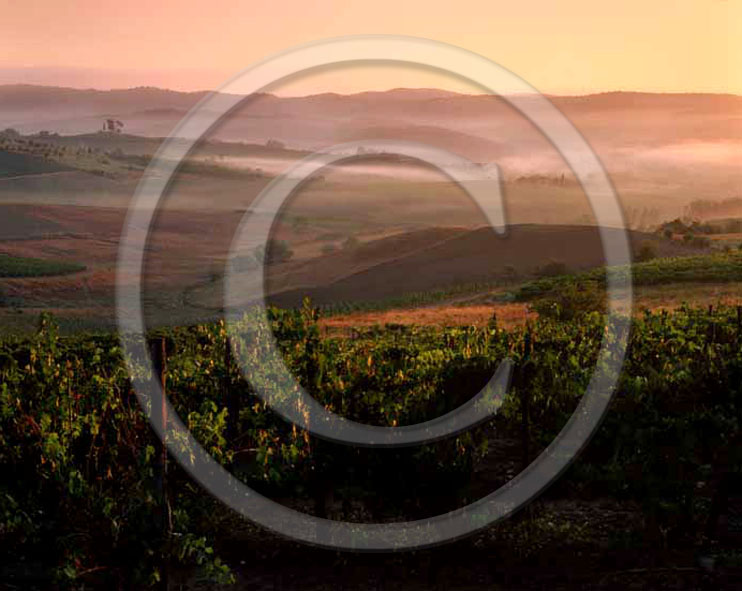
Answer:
[0,195,710,334]
[0,122,733,334]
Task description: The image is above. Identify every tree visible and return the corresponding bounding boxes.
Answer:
[102,119,124,133]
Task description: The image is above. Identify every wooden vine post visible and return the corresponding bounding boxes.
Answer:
[148,337,170,591]
[519,326,534,528]
[521,327,533,472]
[223,337,239,445]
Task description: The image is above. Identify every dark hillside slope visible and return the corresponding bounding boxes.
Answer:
[266,224,700,307]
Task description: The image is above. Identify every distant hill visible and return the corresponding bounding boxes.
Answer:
[2,84,741,119]
[2,85,741,153]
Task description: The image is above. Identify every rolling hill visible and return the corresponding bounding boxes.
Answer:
[224,224,703,309]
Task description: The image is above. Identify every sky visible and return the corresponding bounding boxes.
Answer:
[0,0,739,95]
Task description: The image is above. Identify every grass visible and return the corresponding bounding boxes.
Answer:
[0,254,86,278]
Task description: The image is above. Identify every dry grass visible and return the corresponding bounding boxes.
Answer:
[634,281,742,311]
[320,282,742,334]
[320,303,534,333]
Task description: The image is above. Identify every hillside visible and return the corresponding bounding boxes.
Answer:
[255,224,699,307]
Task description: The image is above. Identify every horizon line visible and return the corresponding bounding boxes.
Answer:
[1,82,741,101]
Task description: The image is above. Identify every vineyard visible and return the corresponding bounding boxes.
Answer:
[0,254,86,278]
[515,251,742,301]
[1,302,741,588]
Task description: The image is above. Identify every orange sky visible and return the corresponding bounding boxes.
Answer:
[0,0,739,95]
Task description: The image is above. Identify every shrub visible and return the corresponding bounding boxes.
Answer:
[530,279,604,321]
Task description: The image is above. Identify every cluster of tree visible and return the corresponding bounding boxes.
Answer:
[102,119,124,133]
[659,218,713,236]
[0,134,68,160]
[656,218,713,248]
[0,128,20,138]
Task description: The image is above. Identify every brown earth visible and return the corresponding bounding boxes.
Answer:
[265,224,703,308]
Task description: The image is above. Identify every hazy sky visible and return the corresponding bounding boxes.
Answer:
[1,0,739,95]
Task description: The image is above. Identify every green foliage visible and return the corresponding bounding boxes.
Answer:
[530,279,604,321]
[0,316,231,587]
[658,217,713,237]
